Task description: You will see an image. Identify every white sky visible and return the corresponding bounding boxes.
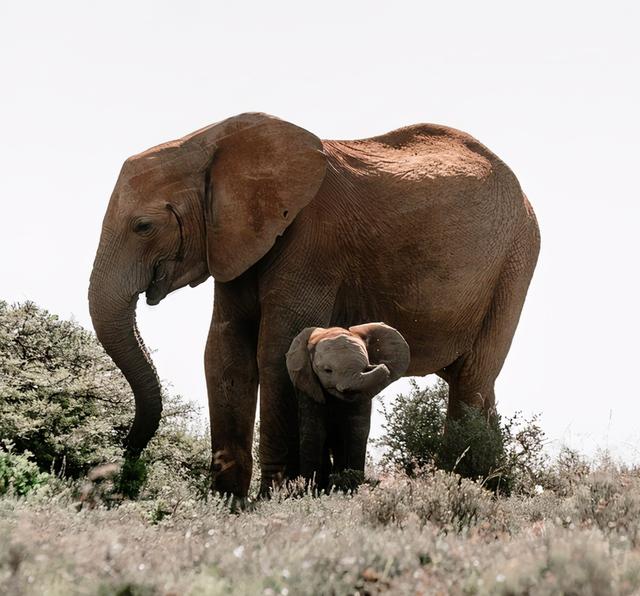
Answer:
[1,1,639,460]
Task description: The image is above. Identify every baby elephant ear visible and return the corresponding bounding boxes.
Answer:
[286,328,325,404]
[349,323,410,382]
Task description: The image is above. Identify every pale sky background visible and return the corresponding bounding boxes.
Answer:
[1,2,639,459]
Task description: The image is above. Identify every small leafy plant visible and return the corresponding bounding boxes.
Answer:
[0,441,49,497]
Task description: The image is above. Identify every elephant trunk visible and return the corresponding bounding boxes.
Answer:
[337,363,391,400]
[88,247,162,458]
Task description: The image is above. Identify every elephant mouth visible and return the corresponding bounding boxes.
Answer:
[328,387,361,402]
[145,205,187,306]
[145,261,172,306]
[145,260,209,306]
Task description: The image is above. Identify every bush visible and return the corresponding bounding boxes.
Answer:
[378,380,447,475]
[545,446,591,496]
[0,301,210,498]
[378,379,548,493]
[500,411,549,495]
[0,441,49,497]
[437,403,508,488]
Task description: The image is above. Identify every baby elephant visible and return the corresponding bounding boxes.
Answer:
[286,323,410,486]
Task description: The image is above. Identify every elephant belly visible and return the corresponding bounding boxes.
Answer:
[329,269,493,377]
[354,198,509,374]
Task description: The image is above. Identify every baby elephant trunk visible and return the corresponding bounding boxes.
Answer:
[337,363,391,400]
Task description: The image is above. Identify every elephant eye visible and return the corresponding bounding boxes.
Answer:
[133,220,153,235]
[324,368,333,374]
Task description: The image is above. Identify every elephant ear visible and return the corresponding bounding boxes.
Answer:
[349,323,410,382]
[286,327,325,404]
[192,113,326,282]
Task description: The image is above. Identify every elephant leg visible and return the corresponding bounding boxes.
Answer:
[257,301,333,493]
[205,282,259,497]
[257,356,301,493]
[331,399,372,473]
[440,222,540,420]
[441,356,496,420]
[298,393,329,486]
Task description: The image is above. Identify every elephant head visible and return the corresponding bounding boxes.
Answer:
[88,113,326,456]
[286,323,410,403]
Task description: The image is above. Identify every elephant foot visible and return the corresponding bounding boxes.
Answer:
[227,495,255,513]
[210,446,252,498]
[328,469,365,493]
[258,463,286,498]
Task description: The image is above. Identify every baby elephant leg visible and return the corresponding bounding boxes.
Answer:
[330,399,372,474]
[298,393,330,487]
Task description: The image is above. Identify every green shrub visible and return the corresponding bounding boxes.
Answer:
[378,379,548,493]
[437,403,508,487]
[0,301,210,500]
[0,441,49,497]
[378,380,447,475]
[0,301,130,476]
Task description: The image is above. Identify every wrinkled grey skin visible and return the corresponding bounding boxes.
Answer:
[286,324,410,483]
[312,335,390,401]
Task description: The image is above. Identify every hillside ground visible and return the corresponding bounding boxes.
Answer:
[3,462,640,596]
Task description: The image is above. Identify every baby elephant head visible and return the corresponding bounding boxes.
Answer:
[286,323,410,403]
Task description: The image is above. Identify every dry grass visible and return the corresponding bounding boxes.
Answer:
[3,463,640,595]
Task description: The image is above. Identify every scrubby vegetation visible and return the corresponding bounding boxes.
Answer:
[0,443,49,497]
[378,380,549,494]
[4,461,640,594]
[2,301,640,594]
[0,301,211,501]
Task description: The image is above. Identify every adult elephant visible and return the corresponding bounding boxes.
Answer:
[88,113,540,497]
